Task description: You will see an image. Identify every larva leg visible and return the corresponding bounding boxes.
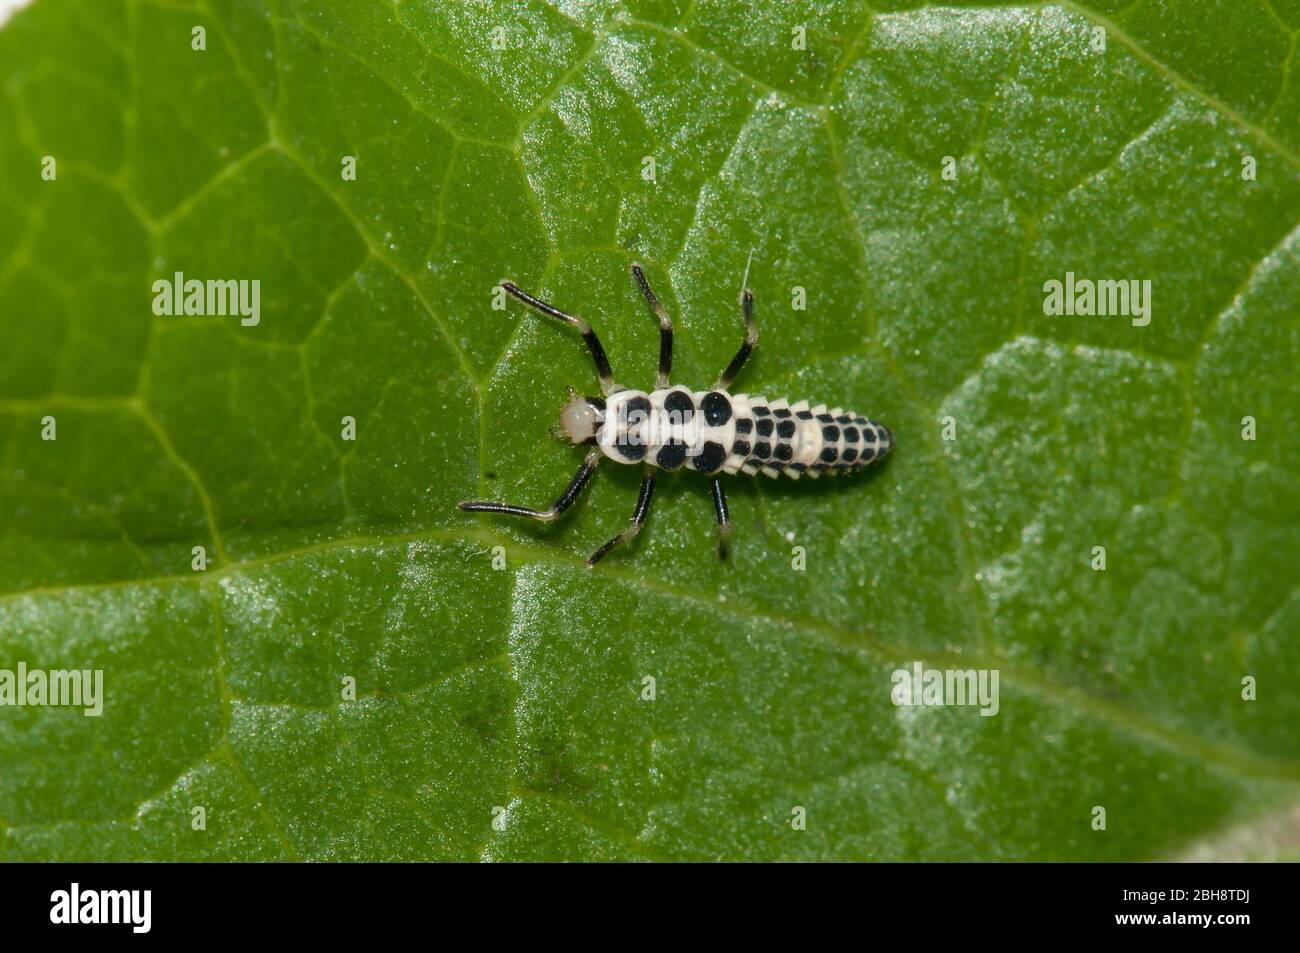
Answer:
[587,466,657,566]
[716,287,757,389]
[459,449,600,521]
[710,477,731,560]
[630,262,672,388]
[500,281,616,394]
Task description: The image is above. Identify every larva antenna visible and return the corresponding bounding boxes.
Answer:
[739,247,755,301]
[718,250,758,390]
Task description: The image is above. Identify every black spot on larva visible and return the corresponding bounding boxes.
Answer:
[796,410,812,420]
[822,425,839,441]
[813,463,830,471]
[734,417,753,435]
[855,417,868,427]
[816,413,832,422]
[842,447,858,463]
[617,396,651,461]
[732,439,751,456]
[753,406,771,417]
[756,418,774,437]
[820,447,837,463]
[789,462,806,471]
[701,391,732,425]
[844,427,859,443]
[858,446,876,464]
[774,407,792,418]
[753,441,771,459]
[656,443,687,469]
[777,420,796,439]
[617,436,647,461]
[775,443,793,462]
[694,441,727,472]
[836,414,851,424]
[664,389,694,417]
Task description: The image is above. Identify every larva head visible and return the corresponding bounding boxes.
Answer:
[559,394,605,445]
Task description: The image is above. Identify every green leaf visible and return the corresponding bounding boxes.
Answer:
[1,0,1297,861]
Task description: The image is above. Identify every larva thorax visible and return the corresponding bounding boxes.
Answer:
[596,387,892,479]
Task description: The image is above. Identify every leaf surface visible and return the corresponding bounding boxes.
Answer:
[1,0,1298,861]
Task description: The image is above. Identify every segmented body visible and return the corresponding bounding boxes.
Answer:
[461,263,896,567]
[600,387,892,479]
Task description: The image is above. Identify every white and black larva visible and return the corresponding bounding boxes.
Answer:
[459,263,893,566]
